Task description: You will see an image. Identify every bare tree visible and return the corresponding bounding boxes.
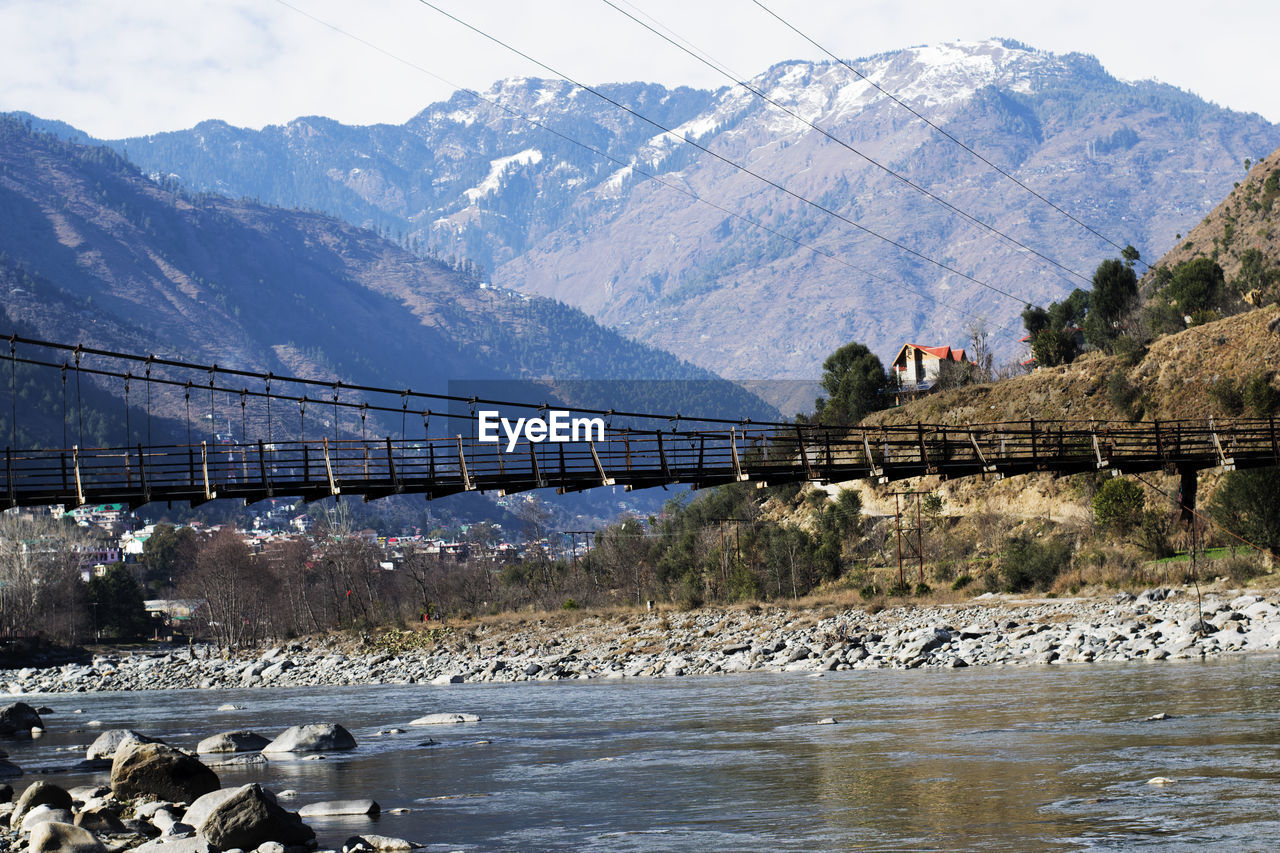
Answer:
[184,528,268,648]
[968,318,995,382]
[0,511,89,643]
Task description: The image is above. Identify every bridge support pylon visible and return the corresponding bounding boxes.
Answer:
[1177,465,1198,524]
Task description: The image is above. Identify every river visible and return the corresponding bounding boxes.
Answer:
[9,655,1280,851]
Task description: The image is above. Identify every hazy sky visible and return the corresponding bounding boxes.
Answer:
[1,0,1276,138]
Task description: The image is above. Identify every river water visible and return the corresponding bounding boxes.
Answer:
[10,656,1280,851]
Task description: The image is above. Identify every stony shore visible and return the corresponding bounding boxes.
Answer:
[7,585,1280,695]
[0,717,420,853]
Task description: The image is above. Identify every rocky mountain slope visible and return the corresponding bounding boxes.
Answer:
[21,39,1276,378]
[1139,143,1280,290]
[0,116,771,448]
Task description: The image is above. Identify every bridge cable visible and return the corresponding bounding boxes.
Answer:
[749,0,1150,271]
[5,340,796,429]
[412,0,1035,309]
[332,384,340,441]
[60,363,67,449]
[207,367,216,443]
[183,382,192,446]
[8,335,15,449]
[600,0,1090,289]
[270,0,1018,335]
[123,373,131,446]
[74,347,84,448]
[400,392,409,471]
[145,357,153,448]
[265,375,273,444]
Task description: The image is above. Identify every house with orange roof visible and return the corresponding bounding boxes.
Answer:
[889,342,970,404]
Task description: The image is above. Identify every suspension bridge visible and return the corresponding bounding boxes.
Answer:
[2,335,1277,513]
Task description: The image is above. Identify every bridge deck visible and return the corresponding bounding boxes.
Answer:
[5,419,1278,509]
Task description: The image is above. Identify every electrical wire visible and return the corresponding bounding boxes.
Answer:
[271,0,1017,335]
[600,0,1092,290]
[749,0,1149,270]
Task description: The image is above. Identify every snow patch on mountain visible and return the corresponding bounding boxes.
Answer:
[870,39,1047,108]
[464,149,543,202]
[673,113,719,142]
[599,164,634,196]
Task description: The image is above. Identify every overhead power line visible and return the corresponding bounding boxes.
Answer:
[600,0,1092,290]
[749,0,1149,271]
[411,0,1040,310]
[270,0,1018,336]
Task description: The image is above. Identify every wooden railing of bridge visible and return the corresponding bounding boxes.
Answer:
[4,417,1277,511]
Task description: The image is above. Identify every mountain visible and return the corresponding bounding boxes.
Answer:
[75,80,716,276]
[38,39,1274,379]
[0,115,775,450]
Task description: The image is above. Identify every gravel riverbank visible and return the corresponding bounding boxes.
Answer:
[7,585,1280,695]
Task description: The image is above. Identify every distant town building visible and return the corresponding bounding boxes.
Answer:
[144,599,202,625]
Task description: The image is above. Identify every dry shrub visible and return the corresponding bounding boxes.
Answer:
[1222,555,1266,583]
[1047,545,1146,593]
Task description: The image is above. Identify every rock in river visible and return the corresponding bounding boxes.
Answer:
[86,729,157,760]
[409,713,480,726]
[0,702,43,736]
[196,783,314,849]
[110,741,220,802]
[261,724,356,754]
[196,731,271,754]
[345,834,423,851]
[298,799,380,817]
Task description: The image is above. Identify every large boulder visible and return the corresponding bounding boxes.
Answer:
[0,759,21,778]
[196,784,314,850]
[110,741,219,803]
[196,731,270,754]
[0,702,43,736]
[27,821,106,853]
[11,782,73,829]
[86,730,157,761]
[261,724,355,754]
[181,789,240,832]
